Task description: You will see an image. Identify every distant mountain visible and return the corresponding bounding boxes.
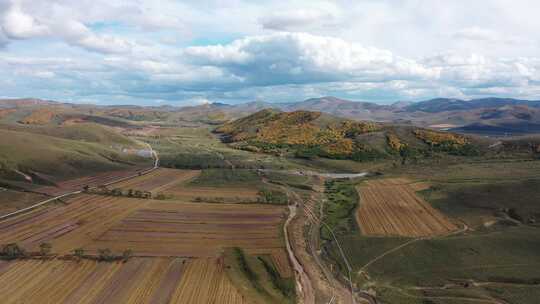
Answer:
[3,96,540,135]
[273,97,540,135]
[0,98,58,108]
[404,97,540,113]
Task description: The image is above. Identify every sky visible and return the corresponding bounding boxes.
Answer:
[0,0,539,106]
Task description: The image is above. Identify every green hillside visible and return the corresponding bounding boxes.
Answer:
[0,128,147,184]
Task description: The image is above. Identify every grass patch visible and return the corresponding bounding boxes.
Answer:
[422,179,540,228]
[322,179,359,239]
[224,248,295,304]
[189,169,263,188]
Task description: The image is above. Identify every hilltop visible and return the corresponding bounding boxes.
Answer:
[215,109,486,162]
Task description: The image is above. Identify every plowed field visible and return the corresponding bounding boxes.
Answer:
[84,201,287,257]
[0,194,148,253]
[112,168,200,194]
[356,178,457,237]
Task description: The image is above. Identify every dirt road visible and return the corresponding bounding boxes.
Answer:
[284,204,316,304]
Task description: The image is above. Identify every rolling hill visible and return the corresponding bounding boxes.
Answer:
[214,109,485,162]
[0,99,158,188]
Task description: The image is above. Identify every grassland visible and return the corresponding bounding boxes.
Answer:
[0,128,149,185]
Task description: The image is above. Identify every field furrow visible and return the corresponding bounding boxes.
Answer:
[356,178,458,237]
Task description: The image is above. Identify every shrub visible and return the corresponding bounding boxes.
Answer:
[73,248,85,258]
[98,248,114,261]
[122,249,133,261]
[39,242,52,256]
[259,189,288,205]
[1,243,26,259]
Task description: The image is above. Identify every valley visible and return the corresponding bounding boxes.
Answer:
[1,97,540,304]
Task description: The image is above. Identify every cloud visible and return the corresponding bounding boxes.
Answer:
[184,32,437,87]
[452,27,499,42]
[1,4,49,39]
[260,9,341,31]
[0,1,133,54]
[0,0,540,104]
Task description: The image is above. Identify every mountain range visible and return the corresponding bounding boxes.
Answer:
[2,96,540,135]
[179,96,540,135]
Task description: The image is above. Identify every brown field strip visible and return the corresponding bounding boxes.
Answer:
[356,178,457,237]
[0,258,247,304]
[112,168,200,193]
[84,201,287,257]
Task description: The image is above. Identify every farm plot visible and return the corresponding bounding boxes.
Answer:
[162,186,261,203]
[112,168,200,194]
[84,201,287,257]
[0,194,148,253]
[356,178,457,237]
[0,257,247,304]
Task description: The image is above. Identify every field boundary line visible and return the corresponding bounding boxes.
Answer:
[0,143,159,222]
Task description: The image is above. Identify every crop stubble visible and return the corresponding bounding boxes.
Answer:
[0,258,249,304]
[356,178,457,237]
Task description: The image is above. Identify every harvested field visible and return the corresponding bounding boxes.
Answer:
[170,258,247,304]
[0,258,247,304]
[0,194,148,253]
[85,200,287,257]
[112,168,200,194]
[356,178,457,237]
